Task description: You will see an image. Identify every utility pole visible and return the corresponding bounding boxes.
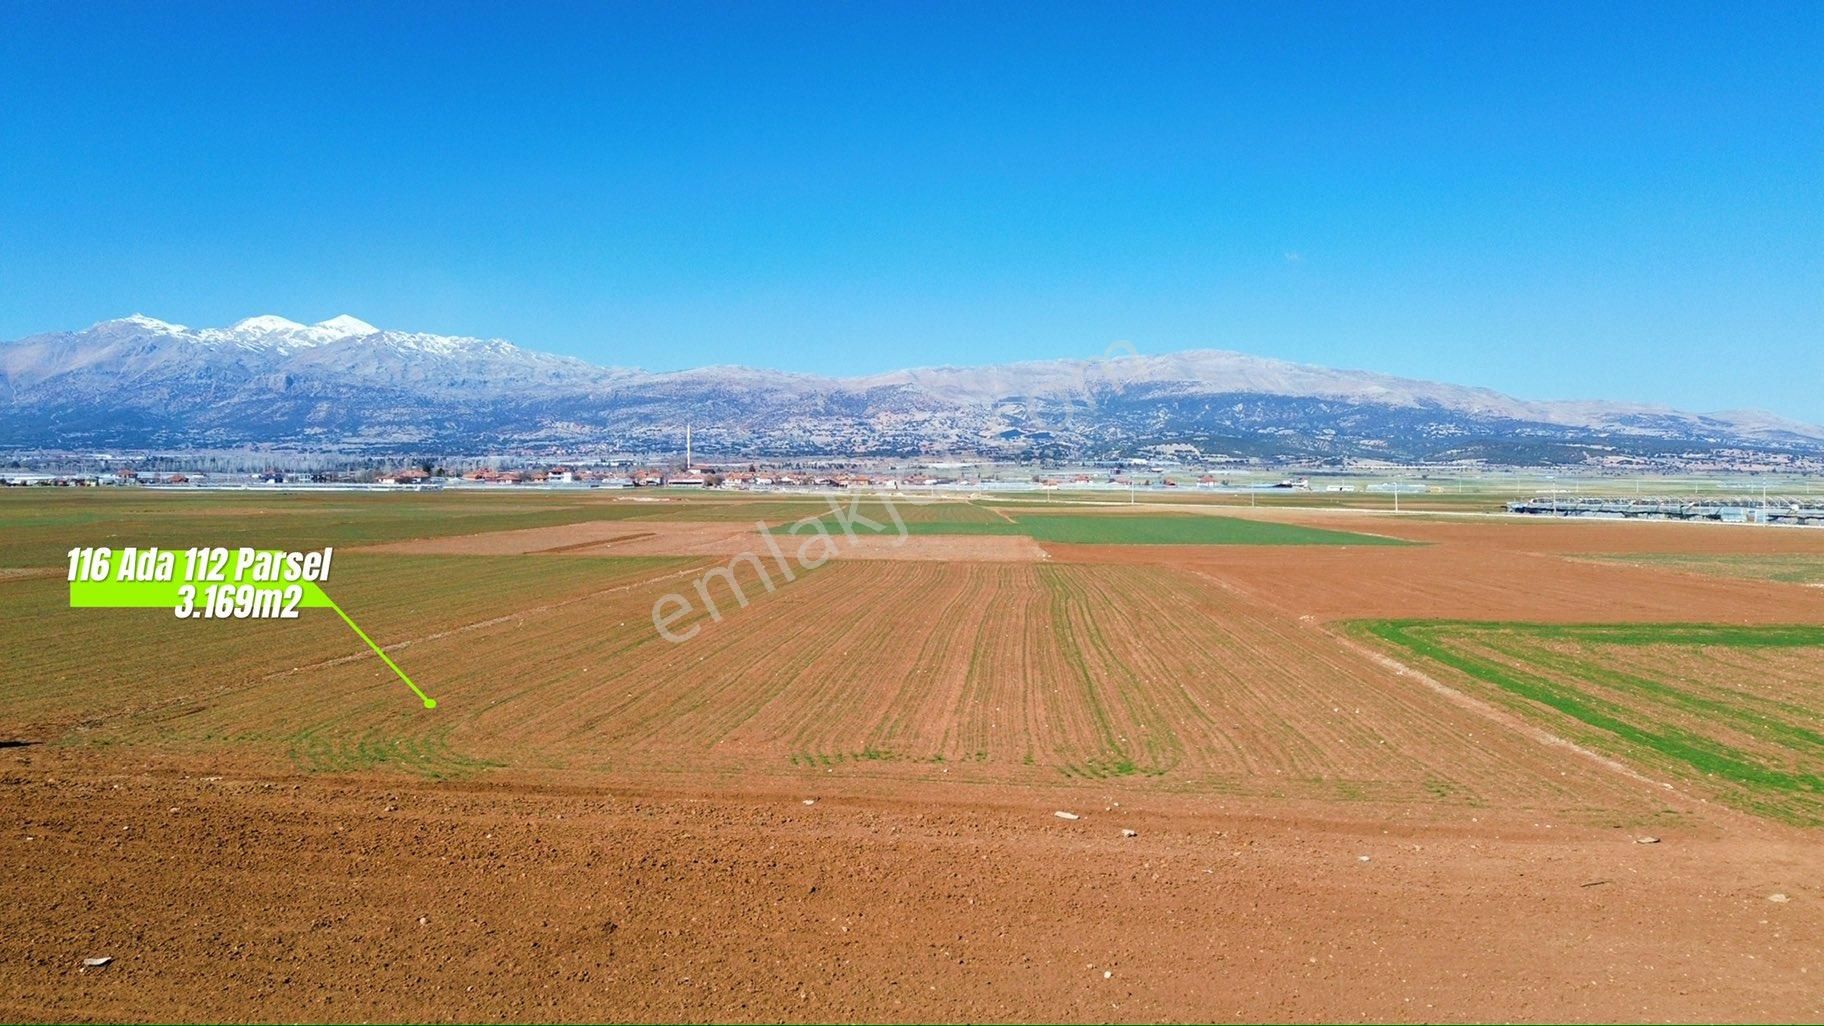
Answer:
[685,423,692,470]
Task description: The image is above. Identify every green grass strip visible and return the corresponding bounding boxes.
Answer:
[1357,620,1824,823]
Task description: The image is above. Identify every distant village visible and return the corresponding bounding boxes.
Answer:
[4,446,1818,496]
[0,458,1354,494]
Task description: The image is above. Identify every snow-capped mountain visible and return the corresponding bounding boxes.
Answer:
[1,314,1819,463]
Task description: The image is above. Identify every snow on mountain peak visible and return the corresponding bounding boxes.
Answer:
[207,314,389,351]
[230,315,308,334]
[97,313,186,333]
[314,314,379,338]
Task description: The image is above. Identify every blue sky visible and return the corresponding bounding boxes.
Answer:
[2,1,1819,419]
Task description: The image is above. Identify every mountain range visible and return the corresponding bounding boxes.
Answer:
[2,314,1819,464]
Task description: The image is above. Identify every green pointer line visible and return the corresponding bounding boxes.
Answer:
[67,550,436,710]
[323,594,438,710]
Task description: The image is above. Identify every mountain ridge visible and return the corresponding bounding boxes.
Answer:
[2,314,1818,461]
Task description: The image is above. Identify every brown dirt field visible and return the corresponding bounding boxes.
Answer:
[563,523,768,557]
[363,520,665,555]
[823,534,1048,561]
[367,520,1048,562]
[10,507,1824,1021]
[5,751,1822,1023]
[419,561,1663,812]
[1044,533,1824,624]
[367,521,778,558]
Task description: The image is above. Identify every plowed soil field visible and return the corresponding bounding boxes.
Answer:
[3,490,1823,1022]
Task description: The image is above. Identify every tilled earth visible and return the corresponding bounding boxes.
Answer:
[4,748,1822,1023]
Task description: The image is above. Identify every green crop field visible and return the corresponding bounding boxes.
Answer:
[1361,620,1824,824]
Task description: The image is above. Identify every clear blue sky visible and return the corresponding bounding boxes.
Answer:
[3,1,1819,419]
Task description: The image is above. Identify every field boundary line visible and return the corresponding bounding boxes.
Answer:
[1326,631,1678,793]
[1172,565,1740,821]
[532,532,659,554]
